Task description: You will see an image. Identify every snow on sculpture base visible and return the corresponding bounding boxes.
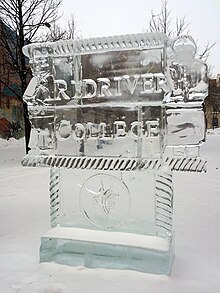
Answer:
[40,227,174,275]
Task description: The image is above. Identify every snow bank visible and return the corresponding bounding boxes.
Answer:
[0,137,25,148]
[207,128,220,135]
[0,137,25,166]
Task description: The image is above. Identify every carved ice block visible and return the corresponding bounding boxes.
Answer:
[22,33,208,275]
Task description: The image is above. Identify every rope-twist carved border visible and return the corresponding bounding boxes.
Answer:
[49,167,61,227]
[155,168,173,237]
[22,154,207,172]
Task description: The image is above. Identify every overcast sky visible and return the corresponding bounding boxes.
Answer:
[62,0,220,76]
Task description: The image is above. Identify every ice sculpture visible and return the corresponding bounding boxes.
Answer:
[22,33,208,275]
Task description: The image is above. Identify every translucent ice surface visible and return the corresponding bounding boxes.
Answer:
[22,32,208,275]
[22,33,208,160]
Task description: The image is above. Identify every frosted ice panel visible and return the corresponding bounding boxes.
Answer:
[165,107,205,146]
[79,49,164,105]
[23,34,168,108]
[59,169,156,235]
[49,49,165,106]
[55,106,160,158]
[22,33,208,160]
[28,114,55,154]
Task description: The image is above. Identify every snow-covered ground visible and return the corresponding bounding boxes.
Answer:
[0,131,220,293]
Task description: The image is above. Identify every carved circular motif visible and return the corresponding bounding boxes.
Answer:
[79,174,130,229]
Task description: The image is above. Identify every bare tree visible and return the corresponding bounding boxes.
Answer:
[148,0,189,37]
[0,0,62,151]
[198,41,216,63]
[147,0,215,63]
[45,14,78,42]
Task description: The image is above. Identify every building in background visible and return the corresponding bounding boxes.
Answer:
[204,75,220,129]
[0,19,24,140]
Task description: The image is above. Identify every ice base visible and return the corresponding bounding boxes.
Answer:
[40,227,174,275]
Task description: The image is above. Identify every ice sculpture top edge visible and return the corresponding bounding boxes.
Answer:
[23,32,169,59]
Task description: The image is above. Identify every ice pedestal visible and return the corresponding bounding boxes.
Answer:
[40,227,174,275]
[39,166,175,275]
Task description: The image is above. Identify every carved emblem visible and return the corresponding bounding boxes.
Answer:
[80,174,130,229]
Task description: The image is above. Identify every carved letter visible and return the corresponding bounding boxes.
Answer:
[72,123,86,140]
[54,79,70,100]
[140,73,154,94]
[113,76,122,96]
[113,121,126,137]
[123,75,140,95]
[97,78,112,97]
[82,79,97,99]
[130,121,143,138]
